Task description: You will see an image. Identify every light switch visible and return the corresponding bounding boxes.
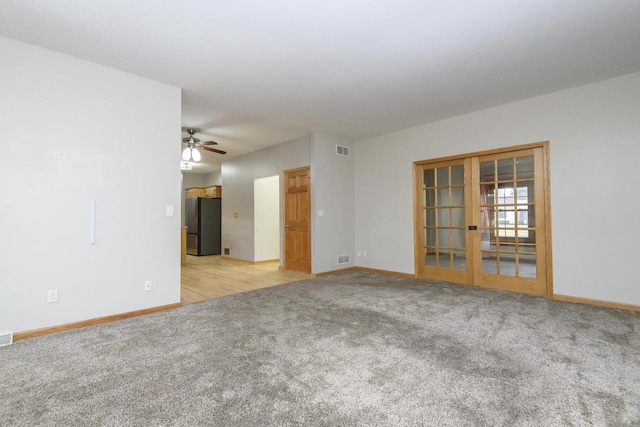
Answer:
[166,205,174,216]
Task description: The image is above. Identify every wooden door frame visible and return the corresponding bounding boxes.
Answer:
[282,166,312,273]
[413,141,553,297]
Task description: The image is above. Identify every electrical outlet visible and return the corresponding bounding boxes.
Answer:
[144,280,152,292]
[47,290,58,303]
[363,251,367,257]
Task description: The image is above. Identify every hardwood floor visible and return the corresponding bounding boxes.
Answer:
[181,255,310,304]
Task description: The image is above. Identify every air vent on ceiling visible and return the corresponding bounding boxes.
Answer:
[337,254,351,265]
[336,145,349,157]
[0,332,13,347]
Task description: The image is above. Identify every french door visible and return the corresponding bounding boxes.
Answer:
[414,143,551,296]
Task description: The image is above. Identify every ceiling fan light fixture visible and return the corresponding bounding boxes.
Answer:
[182,147,191,161]
[191,147,201,162]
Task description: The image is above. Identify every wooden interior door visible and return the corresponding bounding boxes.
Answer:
[414,158,473,285]
[472,147,547,295]
[414,143,551,296]
[284,166,311,273]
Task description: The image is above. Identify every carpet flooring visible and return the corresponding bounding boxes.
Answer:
[1,271,639,426]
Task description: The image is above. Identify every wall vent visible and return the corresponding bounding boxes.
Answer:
[337,254,351,265]
[336,145,349,157]
[224,248,230,255]
[0,332,13,347]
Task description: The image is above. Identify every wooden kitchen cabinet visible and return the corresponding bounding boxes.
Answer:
[204,185,222,198]
[185,187,205,198]
[185,186,221,199]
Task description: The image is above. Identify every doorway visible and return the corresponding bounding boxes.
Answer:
[254,175,280,262]
[283,166,311,273]
[413,142,552,296]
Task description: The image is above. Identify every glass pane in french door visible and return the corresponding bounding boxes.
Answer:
[423,164,466,271]
[479,155,536,278]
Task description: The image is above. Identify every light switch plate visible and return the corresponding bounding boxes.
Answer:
[166,205,174,216]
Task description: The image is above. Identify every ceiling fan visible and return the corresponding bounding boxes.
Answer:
[181,128,226,162]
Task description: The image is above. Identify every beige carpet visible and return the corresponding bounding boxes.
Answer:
[1,271,639,426]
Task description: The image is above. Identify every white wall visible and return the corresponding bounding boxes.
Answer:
[354,72,640,305]
[183,172,206,189]
[254,176,280,261]
[0,37,182,333]
[204,170,221,186]
[221,135,310,262]
[221,132,356,273]
[310,133,355,273]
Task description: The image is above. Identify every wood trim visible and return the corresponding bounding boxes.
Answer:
[470,157,481,286]
[283,165,312,175]
[282,171,287,272]
[419,267,469,285]
[413,141,549,166]
[532,147,548,295]
[354,266,415,279]
[13,303,182,342]
[312,266,414,279]
[220,256,280,265]
[553,294,640,312]
[220,256,253,263]
[543,143,554,298]
[412,162,422,281]
[313,267,356,277]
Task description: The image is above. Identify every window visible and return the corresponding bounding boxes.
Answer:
[496,186,529,237]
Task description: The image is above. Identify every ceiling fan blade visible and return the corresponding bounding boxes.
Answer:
[199,140,219,146]
[202,146,226,155]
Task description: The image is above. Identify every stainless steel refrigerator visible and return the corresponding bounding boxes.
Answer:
[185,197,221,256]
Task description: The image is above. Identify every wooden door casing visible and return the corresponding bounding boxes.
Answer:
[284,166,311,273]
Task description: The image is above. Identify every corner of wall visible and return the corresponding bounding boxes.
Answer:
[310,133,356,274]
